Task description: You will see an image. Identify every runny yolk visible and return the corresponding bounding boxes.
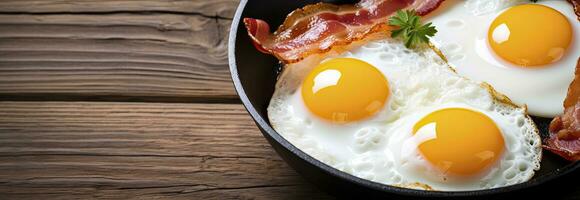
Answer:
[413,108,505,176]
[301,58,389,123]
[488,4,573,67]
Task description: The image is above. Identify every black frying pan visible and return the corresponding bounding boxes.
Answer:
[228,0,580,199]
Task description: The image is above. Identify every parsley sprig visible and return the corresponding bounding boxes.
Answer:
[388,10,437,48]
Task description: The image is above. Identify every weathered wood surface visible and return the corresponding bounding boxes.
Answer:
[0,102,331,199]
[0,0,237,18]
[0,3,236,102]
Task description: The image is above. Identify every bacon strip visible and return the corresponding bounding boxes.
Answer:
[545,103,580,161]
[244,0,444,63]
[544,58,580,161]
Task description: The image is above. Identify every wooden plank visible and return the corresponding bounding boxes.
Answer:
[0,0,239,19]
[0,14,236,101]
[0,102,331,199]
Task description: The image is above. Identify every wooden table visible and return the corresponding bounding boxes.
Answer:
[0,1,332,199]
[0,1,578,199]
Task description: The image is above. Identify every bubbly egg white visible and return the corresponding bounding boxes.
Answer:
[268,38,542,191]
[426,0,580,117]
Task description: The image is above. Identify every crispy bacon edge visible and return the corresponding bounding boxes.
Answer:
[544,58,580,161]
[243,0,444,63]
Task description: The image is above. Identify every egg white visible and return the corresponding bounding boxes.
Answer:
[426,0,580,117]
[268,38,541,191]
[388,104,540,190]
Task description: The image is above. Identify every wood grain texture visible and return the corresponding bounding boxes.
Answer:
[0,0,238,19]
[0,102,331,199]
[0,9,237,102]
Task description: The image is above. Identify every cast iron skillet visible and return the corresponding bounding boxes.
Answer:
[228,0,580,199]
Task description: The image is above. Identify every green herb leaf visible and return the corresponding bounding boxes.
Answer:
[388,10,438,48]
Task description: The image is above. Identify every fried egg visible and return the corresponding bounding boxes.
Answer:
[426,0,580,117]
[267,37,541,191]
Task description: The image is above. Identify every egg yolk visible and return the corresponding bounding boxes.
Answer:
[413,108,505,176]
[488,4,573,67]
[301,58,389,123]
